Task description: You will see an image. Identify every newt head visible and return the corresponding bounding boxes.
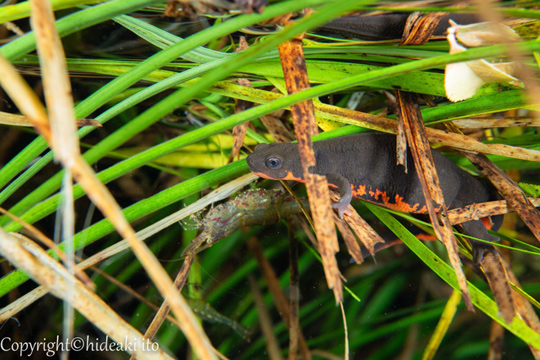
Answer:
[247,143,305,182]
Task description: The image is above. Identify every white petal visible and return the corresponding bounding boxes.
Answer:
[455,22,520,47]
[466,59,520,84]
[447,31,467,54]
[445,62,486,102]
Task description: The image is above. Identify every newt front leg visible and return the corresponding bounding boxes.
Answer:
[325,173,353,218]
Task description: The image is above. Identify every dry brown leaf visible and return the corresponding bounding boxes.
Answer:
[247,237,311,360]
[396,94,408,169]
[211,82,540,162]
[0,207,93,288]
[295,215,321,252]
[452,116,540,129]
[247,274,284,360]
[333,214,364,264]
[478,251,516,324]
[288,226,301,360]
[503,256,540,358]
[229,85,251,162]
[488,320,505,360]
[396,91,473,311]
[31,0,78,162]
[229,38,252,162]
[278,38,342,303]
[345,211,385,257]
[164,0,181,17]
[0,111,101,127]
[130,255,195,360]
[144,255,193,336]
[447,197,540,225]
[462,152,540,244]
[0,2,217,357]
[401,11,448,45]
[396,9,452,169]
[328,191,384,258]
[259,92,294,143]
[0,230,172,360]
[260,112,295,143]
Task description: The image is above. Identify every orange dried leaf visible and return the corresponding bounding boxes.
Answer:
[278,39,342,302]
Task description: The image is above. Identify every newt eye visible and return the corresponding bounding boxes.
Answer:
[265,157,282,169]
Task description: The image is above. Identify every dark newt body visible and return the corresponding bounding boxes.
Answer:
[247,134,502,259]
[315,13,479,40]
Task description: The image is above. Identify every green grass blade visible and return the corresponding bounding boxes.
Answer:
[367,203,540,350]
[0,160,249,297]
[0,0,341,211]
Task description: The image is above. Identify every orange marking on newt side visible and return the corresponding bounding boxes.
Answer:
[373,189,390,204]
[416,233,438,241]
[481,216,494,229]
[282,171,302,181]
[355,185,366,196]
[257,173,447,216]
[353,186,425,213]
[351,186,445,214]
[253,171,303,182]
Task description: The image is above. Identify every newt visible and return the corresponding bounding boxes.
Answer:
[315,13,478,40]
[246,133,502,261]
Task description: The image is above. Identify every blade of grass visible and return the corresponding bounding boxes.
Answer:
[0,230,174,360]
[367,203,540,350]
[0,160,248,297]
[4,48,538,226]
[0,0,105,24]
[0,0,335,204]
[0,0,161,194]
[422,290,461,360]
[0,0,375,226]
[24,1,217,355]
[3,6,540,292]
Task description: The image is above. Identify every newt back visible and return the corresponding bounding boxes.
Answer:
[248,134,496,213]
[247,133,502,259]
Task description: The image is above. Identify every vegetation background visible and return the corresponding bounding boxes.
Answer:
[0,0,540,359]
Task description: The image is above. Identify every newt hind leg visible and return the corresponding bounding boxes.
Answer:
[460,220,499,263]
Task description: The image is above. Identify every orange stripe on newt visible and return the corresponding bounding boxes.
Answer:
[352,186,434,213]
[481,216,494,230]
[282,171,302,181]
[253,171,303,182]
[256,172,448,216]
[355,184,367,196]
[416,233,438,241]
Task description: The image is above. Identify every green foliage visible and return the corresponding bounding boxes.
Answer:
[1,1,540,359]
